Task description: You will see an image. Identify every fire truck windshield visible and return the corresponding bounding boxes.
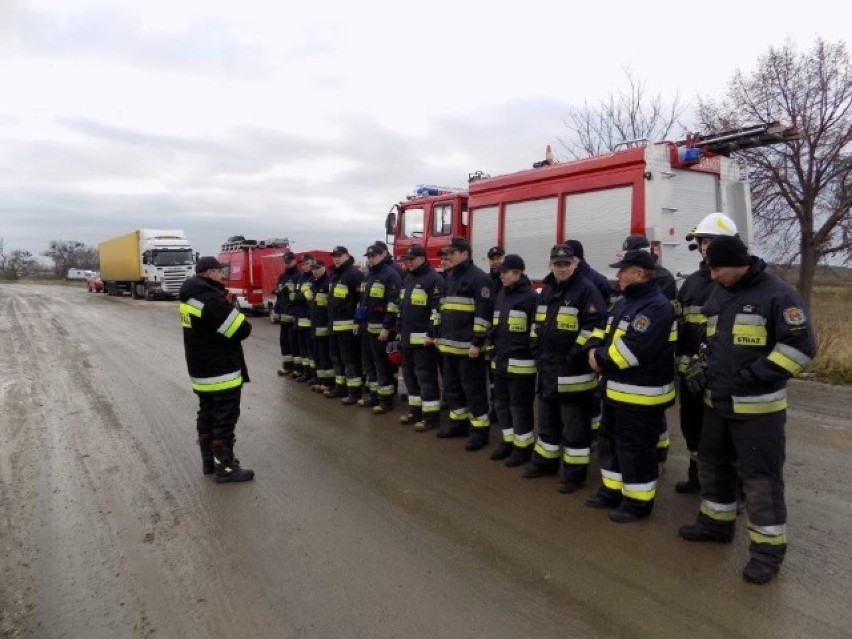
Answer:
[402,207,424,238]
[152,250,194,266]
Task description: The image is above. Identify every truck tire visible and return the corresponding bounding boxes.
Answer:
[131,284,141,300]
[144,284,154,301]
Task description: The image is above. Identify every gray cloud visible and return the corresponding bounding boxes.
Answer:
[1,97,572,258]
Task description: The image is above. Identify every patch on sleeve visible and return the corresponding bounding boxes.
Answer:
[783,306,807,326]
[632,314,651,332]
[481,286,491,299]
[587,303,597,314]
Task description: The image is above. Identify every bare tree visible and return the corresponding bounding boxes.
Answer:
[41,240,99,278]
[558,69,686,159]
[4,250,38,280]
[697,38,852,310]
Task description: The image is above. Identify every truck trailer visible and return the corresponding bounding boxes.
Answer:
[385,123,798,282]
[98,229,195,299]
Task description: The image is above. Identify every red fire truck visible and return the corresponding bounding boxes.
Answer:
[384,123,798,282]
[216,237,292,314]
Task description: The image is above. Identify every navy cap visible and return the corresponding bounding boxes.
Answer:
[311,259,327,269]
[299,253,314,263]
[282,251,296,262]
[196,256,227,273]
[622,234,651,251]
[496,253,525,272]
[487,245,505,258]
[373,240,389,253]
[364,243,382,256]
[331,246,349,256]
[564,239,584,260]
[549,244,575,263]
[403,244,427,259]
[609,249,656,270]
[447,236,471,252]
[706,235,751,267]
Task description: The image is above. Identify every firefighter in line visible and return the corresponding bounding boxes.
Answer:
[487,254,538,465]
[397,243,445,431]
[563,238,611,443]
[614,234,677,466]
[679,235,815,585]
[435,236,494,451]
[292,254,317,384]
[273,251,299,376]
[673,212,739,493]
[179,256,254,482]
[356,243,402,414]
[372,240,406,279]
[525,244,607,490]
[585,249,677,522]
[485,245,505,425]
[308,258,335,393]
[325,246,365,404]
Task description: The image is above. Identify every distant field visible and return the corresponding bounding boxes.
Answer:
[807,284,852,385]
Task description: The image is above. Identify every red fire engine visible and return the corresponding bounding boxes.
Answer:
[216,237,291,314]
[384,123,798,282]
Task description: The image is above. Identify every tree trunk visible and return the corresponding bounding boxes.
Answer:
[797,238,817,312]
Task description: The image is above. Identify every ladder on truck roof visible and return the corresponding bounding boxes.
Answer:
[677,122,800,156]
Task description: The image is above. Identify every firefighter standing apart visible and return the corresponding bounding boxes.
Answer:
[435,236,494,451]
[586,249,677,522]
[487,254,539,466]
[179,256,254,483]
[325,246,365,404]
[679,235,815,585]
[397,244,445,431]
[673,212,738,493]
[526,244,606,491]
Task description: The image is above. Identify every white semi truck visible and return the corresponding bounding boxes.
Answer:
[98,229,195,299]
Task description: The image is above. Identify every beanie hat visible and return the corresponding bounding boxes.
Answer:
[706,235,751,267]
[564,239,584,261]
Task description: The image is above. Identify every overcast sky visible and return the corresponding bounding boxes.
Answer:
[1,0,848,259]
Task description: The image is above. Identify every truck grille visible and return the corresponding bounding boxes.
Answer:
[162,270,188,293]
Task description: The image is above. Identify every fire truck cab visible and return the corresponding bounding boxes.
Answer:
[387,123,797,283]
[217,237,291,314]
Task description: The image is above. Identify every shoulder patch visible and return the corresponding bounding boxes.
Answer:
[481,286,491,299]
[433,285,441,295]
[783,306,806,326]
[587,303,597,314]
[743,305,754,312]
[632,314,651,332]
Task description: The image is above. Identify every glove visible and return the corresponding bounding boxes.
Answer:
[684,355,707,395]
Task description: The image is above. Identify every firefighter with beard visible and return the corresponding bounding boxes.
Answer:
[308,258,334,393]
[585,249,677,523]
[273,251,299,376]
[397,243,445,431]
[524,244,606,490]
[435,236,494,451]
[486,254,539,466]
[673,212,739,493]
[179,257,254,482]
[356,243,402,414]
[325,246,365,404]
[679,235,815,585]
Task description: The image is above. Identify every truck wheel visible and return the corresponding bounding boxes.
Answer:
[144,285,154,301]
[131,284,140,299]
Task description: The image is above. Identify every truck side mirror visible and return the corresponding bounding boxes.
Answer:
[142,254,148,265]
[385,211,397,236]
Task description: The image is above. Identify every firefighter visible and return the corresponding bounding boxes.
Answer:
[679,235,815,585]
[272,251,299,376]
[179,256,254,482]
[435,236,494,451]
[292,254,316,383]
[585,249,677,522]
[356,243,402,413]
[372,240,406,279]
[525,244,606,489]
[487,254,539,465]
[486,245,506,293]
[308,259,334,393]
[564,238,611,443]
[325,246,365,404]
[673,212,739,493]
[397,244,445,431]
[615,234,677,466]
[485,245,505,424]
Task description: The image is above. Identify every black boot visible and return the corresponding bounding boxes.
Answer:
[489,442,513,461]
[414,416,439,432]
[198,434,214,475]
[324,385,347,399]
[505,447,532,467]
[400,410,422,425]
[675,458,700,494]
[465,428,489,452]
[742,558,780,585]
[436,421,469,439]
[357,392,379,408]
[522,463,558,479]
[212,441,254,483]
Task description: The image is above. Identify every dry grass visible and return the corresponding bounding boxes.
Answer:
[808,285,852,385]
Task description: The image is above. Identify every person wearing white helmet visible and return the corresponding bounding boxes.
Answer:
[673,212,738,493]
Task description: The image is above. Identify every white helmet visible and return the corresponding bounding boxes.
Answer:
[686,212,738,240]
